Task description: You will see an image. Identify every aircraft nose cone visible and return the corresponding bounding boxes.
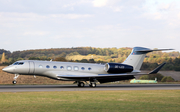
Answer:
[2,67,7,72]
[2,66,14,73]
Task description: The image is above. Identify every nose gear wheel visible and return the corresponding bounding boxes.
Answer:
[12,74,19,84]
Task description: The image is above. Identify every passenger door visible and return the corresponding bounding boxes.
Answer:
[29,61,35,74]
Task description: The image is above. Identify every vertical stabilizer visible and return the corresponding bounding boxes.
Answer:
[123,47,173,71]
[123,47,149,71]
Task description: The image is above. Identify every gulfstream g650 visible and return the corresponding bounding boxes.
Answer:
[2,47,173,87]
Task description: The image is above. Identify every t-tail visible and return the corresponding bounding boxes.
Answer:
[122,47,173,72]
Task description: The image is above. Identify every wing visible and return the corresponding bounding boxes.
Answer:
[57,73,137,83]
[57,73,138,79]
[56,63,166,83]
[57,63,166,78]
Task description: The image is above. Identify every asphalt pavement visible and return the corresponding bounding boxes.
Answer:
[0,84,180,92]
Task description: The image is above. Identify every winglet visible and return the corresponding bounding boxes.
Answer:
[149,63,166,74]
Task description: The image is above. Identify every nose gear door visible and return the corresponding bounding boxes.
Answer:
[29,61,35,74]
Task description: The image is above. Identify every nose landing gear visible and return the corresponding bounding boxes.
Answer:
[12,74,19,84]
[12,80,17,84]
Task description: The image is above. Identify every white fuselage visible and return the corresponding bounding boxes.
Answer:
[3,60,107,81]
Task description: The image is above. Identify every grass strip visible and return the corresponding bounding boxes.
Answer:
[0,90,180,112]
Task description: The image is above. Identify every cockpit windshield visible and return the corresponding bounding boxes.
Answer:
[13,62,24,65]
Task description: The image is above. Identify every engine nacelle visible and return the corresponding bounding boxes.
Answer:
[104,63,133,73]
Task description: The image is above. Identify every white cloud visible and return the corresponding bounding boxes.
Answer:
[0,0,180,52]
[23,31,49,36]
[92,0,123,12]
[167,36,176,39]
[110,6,123,12]
[0,12,94,27]
[158,3,171,11]
[50,14,94,19]
[92,0,108,7]
[141,0,180,29]
[0,12,46,22]
[142,12,162,20]
[178,12,180,19]
[52,34,84,39]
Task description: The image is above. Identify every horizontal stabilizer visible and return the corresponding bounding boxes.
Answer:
[136,49,174,52]
[149,63,166,74]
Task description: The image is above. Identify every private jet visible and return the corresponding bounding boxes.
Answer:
[2,47,173,87]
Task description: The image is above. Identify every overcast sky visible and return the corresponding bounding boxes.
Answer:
[0,0,179,52]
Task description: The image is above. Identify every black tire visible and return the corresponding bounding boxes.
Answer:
[12,80,16,84]
[77,82,85,87]
[80,82,85,87]
[90,83,96,88]
[92,83,96,88]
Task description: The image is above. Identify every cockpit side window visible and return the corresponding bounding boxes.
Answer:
[18,62,24,65]
[13,62,24,65]
[13,62,19,65]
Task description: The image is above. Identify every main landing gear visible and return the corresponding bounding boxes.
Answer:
[77,82,85,87]
[76,81,97,88]
[12,74,19,84]
[89,82,96,88]
[89,78,97,88]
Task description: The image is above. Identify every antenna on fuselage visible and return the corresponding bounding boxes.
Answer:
[50,59,52,62]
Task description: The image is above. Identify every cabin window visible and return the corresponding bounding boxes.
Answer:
[53,66,57,69]
[46,65,50,68]
[88,67,92,70]
[81,67,85,70]
[60,66,64,69]
[67,66,72,71]
[74,66,79,71]
[39,65,43,68]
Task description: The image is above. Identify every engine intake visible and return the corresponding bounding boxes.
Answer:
[104,63,133,73]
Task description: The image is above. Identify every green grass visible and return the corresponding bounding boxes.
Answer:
[0,90,180,112]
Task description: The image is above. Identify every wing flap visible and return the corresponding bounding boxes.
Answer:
[57,73,144,79]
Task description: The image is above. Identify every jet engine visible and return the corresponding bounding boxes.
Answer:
[104,63,133,73]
